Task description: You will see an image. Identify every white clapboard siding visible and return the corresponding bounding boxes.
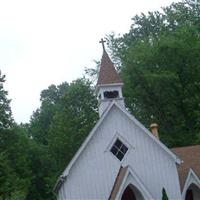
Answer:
[59,104,181,200]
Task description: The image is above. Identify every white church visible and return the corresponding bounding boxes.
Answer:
[54,40,200,200]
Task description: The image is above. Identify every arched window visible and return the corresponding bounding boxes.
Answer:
[185,189,193,200]
[121,184,144,200]
[121,185,136,200]
[185,183,200,200]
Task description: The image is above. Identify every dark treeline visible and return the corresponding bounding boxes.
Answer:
[108,1,200,147]
[0,76,98,200]
[0,1,200,199]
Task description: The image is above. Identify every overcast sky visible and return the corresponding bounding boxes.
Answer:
[0,0,179,123]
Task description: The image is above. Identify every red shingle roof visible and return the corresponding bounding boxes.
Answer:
[171,145,200,191]
[97,50,123,85]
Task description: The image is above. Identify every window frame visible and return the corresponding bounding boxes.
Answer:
[106,132,133,162]
[110,138,128,161]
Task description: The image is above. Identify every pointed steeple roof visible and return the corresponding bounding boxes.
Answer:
[97,40,123,85]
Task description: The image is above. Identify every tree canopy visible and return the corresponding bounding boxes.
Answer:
[108,1,200,147]
[0,72,31,199]
[26,78,98,199]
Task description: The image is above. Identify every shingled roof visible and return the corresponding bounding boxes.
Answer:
[171,145,200,191]
[97,50,123,85]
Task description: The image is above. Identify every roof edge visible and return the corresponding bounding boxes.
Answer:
[182,168,200,197]
[53,175,67,194]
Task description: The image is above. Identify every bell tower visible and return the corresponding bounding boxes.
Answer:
[96,39,125,117]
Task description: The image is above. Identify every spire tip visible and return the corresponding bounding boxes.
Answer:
[99,38,106,51]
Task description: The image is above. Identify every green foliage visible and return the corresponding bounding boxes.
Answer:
[48,78,98,171]
[0,69,97,200]
[25,142,56,200]
[29,83,69,145]
[26,77,98,198]
[0,72,31,200]
[0,71,12,129]
[0,152,15,199]
[162,188,169,200]
[108,1,200,147]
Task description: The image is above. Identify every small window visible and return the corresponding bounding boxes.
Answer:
[110,139,128,161]
[104,91,119,99]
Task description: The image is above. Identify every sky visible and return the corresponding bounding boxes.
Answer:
[0,0,179,123]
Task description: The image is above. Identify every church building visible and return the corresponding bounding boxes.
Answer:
[54,40,200,200]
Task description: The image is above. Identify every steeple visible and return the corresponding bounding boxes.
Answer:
[96,39,125,117]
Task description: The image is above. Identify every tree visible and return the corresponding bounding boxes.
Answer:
[0,71,12,129]
[0,72,31,200]
[25,141,56,200]
[108,1,200,147]
[27,78,98,199]
[48,78,98,172]
[29,83,69,145]
[162,188,169,200]
[0,152,15,200]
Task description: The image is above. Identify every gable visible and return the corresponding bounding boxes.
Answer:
[114,166,154,200]
[181,169,200,198]
[172,145,200,191]
[109,166,154,199]
[54,101,181,195]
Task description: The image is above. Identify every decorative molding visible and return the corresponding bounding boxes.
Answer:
[115,165,154,200]
[182,168,200,199]
[105,131,134,163]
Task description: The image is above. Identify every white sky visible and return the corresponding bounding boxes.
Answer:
[0,0,179,123]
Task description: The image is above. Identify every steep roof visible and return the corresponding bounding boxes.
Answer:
[171,145,200,190]
[97,50,123,85]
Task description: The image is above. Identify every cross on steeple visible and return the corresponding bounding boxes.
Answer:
[99,38,106,51]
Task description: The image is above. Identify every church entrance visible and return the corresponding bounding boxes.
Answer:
[185,184,200,200]
[121,184,144,200]
[185,189,193,200]
[121,185,136,200]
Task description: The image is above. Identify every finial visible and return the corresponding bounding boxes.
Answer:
[99,38,106,51]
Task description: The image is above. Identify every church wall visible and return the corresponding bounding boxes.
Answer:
[115,107,181,199]
[59,105,181,199]
[61,107,121,199]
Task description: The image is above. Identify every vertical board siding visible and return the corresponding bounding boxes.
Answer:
[59,106,181,199]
